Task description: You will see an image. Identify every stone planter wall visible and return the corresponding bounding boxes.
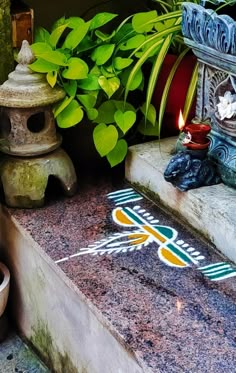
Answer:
[0,0,13,84]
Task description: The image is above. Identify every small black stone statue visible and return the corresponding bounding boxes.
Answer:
[164,150,221,191]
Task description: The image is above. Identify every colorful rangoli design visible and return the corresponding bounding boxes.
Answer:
[56,188,236,281]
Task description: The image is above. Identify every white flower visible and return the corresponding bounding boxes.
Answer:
[217,91,236,120]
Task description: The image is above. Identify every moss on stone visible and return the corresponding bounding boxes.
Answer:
[30,321,83,373]
[0,0,14,83]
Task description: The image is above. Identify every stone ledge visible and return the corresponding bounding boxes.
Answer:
[125,137,236,264]
[1,177,236,372]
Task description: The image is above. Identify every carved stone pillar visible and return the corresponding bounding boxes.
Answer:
[182,2,236,188]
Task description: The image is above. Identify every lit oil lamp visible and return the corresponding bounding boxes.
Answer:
[164,112,220,191]
[175,110,187,152]
[176,110,211,151]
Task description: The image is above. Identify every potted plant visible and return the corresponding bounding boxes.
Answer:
[29,8,198,167]
[0,262,10,342]
[29,12,148,167]
[0,262,10,317]
[124,0,199,138]
[28,4,204,166]
[133,0,235,137]
[29,1,235,168]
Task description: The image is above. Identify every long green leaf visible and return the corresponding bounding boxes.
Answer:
[129,22,181,58]
[157,0,172,11]
[183,61,199,122]
[124,38,163,101]
[115,14,133,34]
[132,10,182,33]
[145,17,182,123]
[115,11,181,57]
[145,35,173,124]
[124,23,181,99]
[157,47,189,136]
[125,24,181,102]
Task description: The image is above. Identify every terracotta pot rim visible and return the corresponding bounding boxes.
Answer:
[184,123,211,133]
[0,262,10,293]
[183,139,210,150]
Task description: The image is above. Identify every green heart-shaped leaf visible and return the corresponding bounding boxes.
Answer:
[67,17,85,29]
[90,12,117,30]
[36,50,67,66]
[53,96,74,118]
[93,123,118,157]
[49,24,68,47]
[63,81,77,97]
[62,58,88,80]
[29,59,58,73]
[113,57,133,70]
[94,101,117,124]
[86,108,98,120]
[34,27,50,43]
[100,65,115,78]
[98,76,120,98]
[121,67,143,91]
[107,139,128,167]
[91,44,115,65]
[31,42,52,55]
[47,71,58,88]
[57,100,84,128]
[140,103,156,126]
[77,94,97,109]
[78,74,100,90]
[114,101,136,112]
[132,10,157,33]
[63,21,90,49]
[119,35,146,51]
[114,110,136,134]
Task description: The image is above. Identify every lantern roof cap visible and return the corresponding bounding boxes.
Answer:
[0,40,65,108]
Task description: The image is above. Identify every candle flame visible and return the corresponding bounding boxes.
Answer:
[178,110,185,131]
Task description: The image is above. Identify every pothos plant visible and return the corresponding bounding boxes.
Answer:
[29,7,197,166]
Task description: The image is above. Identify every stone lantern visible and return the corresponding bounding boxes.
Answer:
[0,40,77,208]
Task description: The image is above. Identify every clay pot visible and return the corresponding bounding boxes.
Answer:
[0,262,10,317]
[152,54,197,137]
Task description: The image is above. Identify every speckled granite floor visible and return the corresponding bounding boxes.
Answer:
[0,333,49,373]
[9,175,236,373]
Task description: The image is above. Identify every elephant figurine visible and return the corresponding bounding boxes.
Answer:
[164,151,221,191]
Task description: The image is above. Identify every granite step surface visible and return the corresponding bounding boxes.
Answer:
[0,332,49,373]
[125,137,236,264]
[0,176,236,372]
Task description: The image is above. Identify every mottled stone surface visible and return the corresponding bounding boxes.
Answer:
[1,106,61,156]
[0,333,49,372]
[1,147,77,208]
[0,41,65,108]
[4,173,236,373]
